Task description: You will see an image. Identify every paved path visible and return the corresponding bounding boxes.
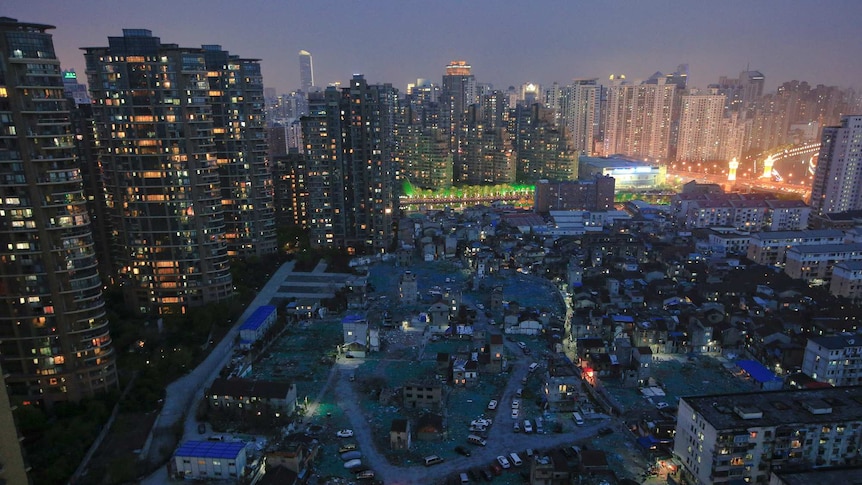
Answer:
[331,341,610,485]
[141,261,296,484]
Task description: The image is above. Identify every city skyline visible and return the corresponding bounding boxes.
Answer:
[3,0,862,95]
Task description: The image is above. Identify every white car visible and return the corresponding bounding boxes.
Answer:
[517,341,527,350]
[656,402,670,410]
[511,408,519,419]
[497,455,511,469]
[487,399,498,410]
[471,418,492,427]
[511,399,520,409]
[336,429,354,438]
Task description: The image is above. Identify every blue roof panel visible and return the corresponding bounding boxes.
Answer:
[174,440,245,459]
[736,359,781,383]
[239,305,277,332]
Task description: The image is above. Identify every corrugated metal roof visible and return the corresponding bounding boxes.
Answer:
[174,440,245,459]
[239,305,277,331]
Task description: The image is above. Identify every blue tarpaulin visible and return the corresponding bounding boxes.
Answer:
[735,359,781,384]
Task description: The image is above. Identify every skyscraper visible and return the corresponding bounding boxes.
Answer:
[299,50,314,93]
[0,17,117,402]
[810,115,862,216]
[202,45,277,257]
[85,30,233,315]
[676,88,726,162]
[561,79,602,156]
[440,61,477,182]
[604,77,676,161]
[301,75,398,253]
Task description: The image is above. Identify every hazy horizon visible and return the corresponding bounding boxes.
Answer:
[3,0,862,95]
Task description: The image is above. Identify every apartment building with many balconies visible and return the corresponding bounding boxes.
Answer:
[674,387,862,485]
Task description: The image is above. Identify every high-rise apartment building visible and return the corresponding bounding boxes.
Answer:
[395,125,452,189]
[515,104,578,182]
[560,79,602,156]
[677,88,726,162]
[441,61,477,182]
[298,50,314,93]
[604,78,676,162]
[85,30,233,315]
[301,75,398,253]
[0,17,117,402]
[810,115,862,216]
[202,45,276,257]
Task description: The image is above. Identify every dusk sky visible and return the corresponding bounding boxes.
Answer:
[4,0,862,94]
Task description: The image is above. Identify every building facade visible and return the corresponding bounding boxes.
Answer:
[810,116,862,216]
[0,17,118,402]
[674,387,862,485]
[202,45,276,257]
[85,29,234,315]
[801,334,862,386]
[603,78,676,162]
[301,75,398,253]
[533,176,615,213]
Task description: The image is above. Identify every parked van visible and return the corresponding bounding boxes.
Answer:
[515,388,523,397]
[572,412,584,426]
[523,419,533,433]
[459,472,470,484]
[467,434,487,446]
[424,455,444,466]
[535,418,544,434]
[528,362,539,373]
[509,452,523,467]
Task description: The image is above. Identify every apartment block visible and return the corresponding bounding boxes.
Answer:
[801,334,862,386]
[674,387,862,485]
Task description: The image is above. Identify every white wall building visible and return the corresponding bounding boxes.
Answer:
[801,334,862,386]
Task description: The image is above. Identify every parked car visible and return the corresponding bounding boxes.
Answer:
[481,468,494,481]
[496,455,511,469]
[487,399,498,410]
[355,470,375,480]
[336,429,354,438]
[511,409,520,419]
[656,401,670,409]
[424,455,444,466]
[523,420,533,433]
[513,420,520,433]
[339,443,358,453]
[455,445,471,457]
[599,427,614,436]
[511,399,520,409]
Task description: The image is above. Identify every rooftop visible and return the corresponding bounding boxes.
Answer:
[209,378,294,399]
[749,229,844,241]
[174,440,245,459]
[808,333,862,350]
[682,386,862,430]
[238,305,277,332]
[787,243,862,255]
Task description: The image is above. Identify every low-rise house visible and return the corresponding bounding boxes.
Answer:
[530,450,571,485]
[342,313,369,356]
[543,357,581,412]
[264,435,320,481]
[173,440,247,481]
[208,378,297,417]
[390,418,411,450]
[238,305,277,350]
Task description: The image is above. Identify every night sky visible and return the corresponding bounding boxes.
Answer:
[3,0,862,95]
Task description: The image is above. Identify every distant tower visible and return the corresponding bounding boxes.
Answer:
[728,157,739,182]
[299,50,314,92]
